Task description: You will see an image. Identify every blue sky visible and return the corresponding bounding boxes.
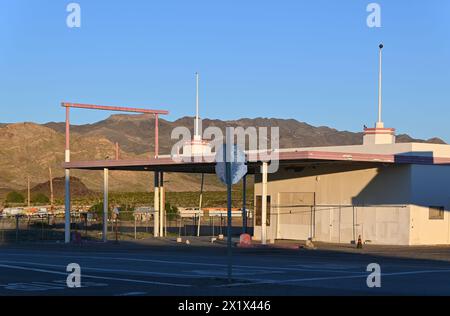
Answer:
[0,0,449,142]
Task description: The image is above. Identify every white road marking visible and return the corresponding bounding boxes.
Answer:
[289,263,360,270]
[0,259,254,280]
[116,292,147,296]
[0,253,363,274]
[5,283,65,291]
[0,263,191,288]
[214,268,450,288]
[189,269,283,277]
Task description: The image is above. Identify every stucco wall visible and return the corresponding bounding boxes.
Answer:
[409,165,450,245]
[409,206,450,245]
[254,163,412,245]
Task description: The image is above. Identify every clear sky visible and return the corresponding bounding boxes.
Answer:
[0,0,449,142]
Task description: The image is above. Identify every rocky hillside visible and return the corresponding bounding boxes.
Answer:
[45,115,446,155]
[0,123,224,193]
[0,116,445,194]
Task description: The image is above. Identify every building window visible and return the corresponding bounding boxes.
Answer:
[255,195,271,226]
[429,206,445,220]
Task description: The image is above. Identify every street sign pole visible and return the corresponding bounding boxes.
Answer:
[226,157,232,283]
[224,131,233,284]
[216,131,248,284]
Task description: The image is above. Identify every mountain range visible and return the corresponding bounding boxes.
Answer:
[0,115,445,196]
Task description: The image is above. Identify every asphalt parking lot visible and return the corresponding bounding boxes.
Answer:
[1,238,450,296]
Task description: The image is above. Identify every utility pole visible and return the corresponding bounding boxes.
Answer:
[197,173,204,237]
[49,166,54,209]
[27,176,31,207]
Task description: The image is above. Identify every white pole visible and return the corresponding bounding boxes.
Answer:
[64,107,71,244]
[49,166,54,208]
[64,166,71,243]
[154,173,160,237]
[377,43,383,127]
[195,72,200,138]
[197,173,204,237]
[27,176,30,207]
[160,185,165,237]
[103,168,109,243]
[159,172,165,237]
[261,162,268,245]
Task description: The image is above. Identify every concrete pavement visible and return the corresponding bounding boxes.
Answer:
[0,239,450,296]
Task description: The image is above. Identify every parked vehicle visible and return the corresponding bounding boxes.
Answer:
[2,207,25,217]
[36,208,48,218]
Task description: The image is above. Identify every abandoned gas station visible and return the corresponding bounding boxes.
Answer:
[61,101,450,246]
[61,47,450,246]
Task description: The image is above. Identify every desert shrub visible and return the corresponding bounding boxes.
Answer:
[165,202,179,220]
[32,193,50,204]
[5,191,25,204]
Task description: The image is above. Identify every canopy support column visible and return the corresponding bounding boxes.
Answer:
[261,162,268,245]
[154,172,160,237]
[64,107,71,244]
[159,172,165,237]
[103,168,109,243]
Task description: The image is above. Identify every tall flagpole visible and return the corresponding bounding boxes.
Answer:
[377,43,384,128]
[195,72,200,138]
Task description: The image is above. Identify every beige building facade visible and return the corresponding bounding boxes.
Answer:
[253,142,450,246]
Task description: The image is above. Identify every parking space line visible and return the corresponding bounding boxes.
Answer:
[0,263,192,288]
[0,260,214,279]
[0,253,364,274]
[214,268,450,288]
[116,292,147,296]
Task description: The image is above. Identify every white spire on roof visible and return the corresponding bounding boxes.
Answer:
[194,72,201,140]
[376,43,384,128]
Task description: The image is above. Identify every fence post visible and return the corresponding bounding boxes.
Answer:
[15,215,19,243]
[85,214,88,238]
[352,206,356,243]
[41,217,44,240]
[115,217,119,243]
[134,217,137,240]
[1,216,3,243]
[165,213,168,237]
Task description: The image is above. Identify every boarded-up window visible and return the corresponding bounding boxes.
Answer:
[429,206,445,220]
[255,195,271,226]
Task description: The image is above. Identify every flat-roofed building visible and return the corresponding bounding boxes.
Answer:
[253,132,450,245]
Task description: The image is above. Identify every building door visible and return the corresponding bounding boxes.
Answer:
[255,195,271,227]
[278,192,315,241]
[330,207,341,243]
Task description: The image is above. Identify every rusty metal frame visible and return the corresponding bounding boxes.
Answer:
[62,102,169,158]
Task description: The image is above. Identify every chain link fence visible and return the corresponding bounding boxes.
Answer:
[268,203,408,244]
[0,210,254,243]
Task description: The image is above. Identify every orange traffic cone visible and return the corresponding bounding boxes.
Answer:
[357,235,363,249]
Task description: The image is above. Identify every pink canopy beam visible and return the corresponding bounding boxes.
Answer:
[61,102,169,158]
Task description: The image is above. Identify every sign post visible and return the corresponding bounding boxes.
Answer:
[215,130,248,283]
[225,152,232,283]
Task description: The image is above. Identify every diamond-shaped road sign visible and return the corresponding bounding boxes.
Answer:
[215,144,247,185]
